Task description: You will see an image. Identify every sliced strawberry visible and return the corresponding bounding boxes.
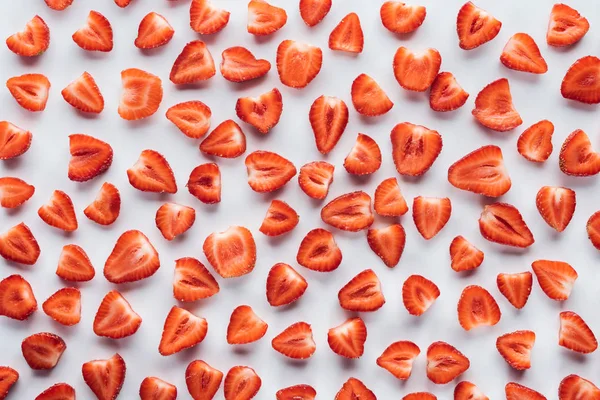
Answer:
[277,384,316,400]
[559,129,600,176]
[0,274,37,320]
[0,121,32,159]
[42,287,81,326]
[104,230,160,284]
[559,375,600,400]
[335,378,376,400]
[159,306,207,355]
[536,186,576,232]
[429,72,469,112]
[479,202,534,247]
[155,203,196,241]
[309,95,348,154]
[35,383,75,400]
[321,191,374,231]
[44,0,73,10]
[497,271,532,309]
[329,13,363,53]
[185,360,223,400]
[496,330,535,370]
[220,47,270,83]
[472,78,522,131]
[166,101,211,139]
[170,41,216,84]
[532,260,577,301]
[84,182,120,225]
[351,73,393,116]
[402,274,440,316]
[454,381,488,400]
[517,120,554,162]
[327,317,367,358]
[203,226,256,278]
[173,257,219,302]
[272,321,315,359]
[374,177,408,217]
[6,74,50,112]
[127,150,177,193]
[505,382,546,400]
[61,72,104,114]
[135,12,174,49]
[298,161,334,199]
[367,224,406,268]
[547,4,589,47]
[0,223,40,265]
[248,0,287,35]
[391,122,442,176]
[38,190,78,232]
[245,151,296,192]
[403,393,436,400]
[393,47,441,92]
[68,133,112,182]
[376,340,420,380]
[560,311,598,354]
[115,0,131,7]
[588,211,600,250]
[266,263,307,307]
[338,269,385,312]
[236,88,282,134]
[344,133,381,175]
[227,305,268,345]
[457,285,501,330]
[426,341,469,384]
[72,11,113,52]
[119,68,163,120]
[139,377,177,400]
[200,120,246,158]
[448,145,511,197]
[6,15,49,56]
[501,33,548,74]
[0,366,18,399]
[412,196,451,239]
[187,163,221,204]
[299,0,331,27]
[276,40,322,88]
[0,177,34,208]
[56,244,95,282]
[82,354,126,400]
[450,235,484,272]
[93,290,141,339]
[380,1,426,34]
[21,332,65,370]
[259,200,299,236]
[297,228,342,272]
[224,366,262,399]
[561,56,600,104]
[190,0,230,34]
[456,2,501,50]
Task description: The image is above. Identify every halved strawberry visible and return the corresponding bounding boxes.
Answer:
[448,145,511,197]
[547,4,589,47]
[94,290,141,339]
[374,177,408,217]
[335,378,376,400]
[260,200,299,236]
[517,120,554,162]
[338,269,385,312]
[376,340,420,380]
[0,223,40,265]
[456,2,501,50]
[185,360,223,400]
[68,133,112,182]
[84,182,120,225]
[159,306,207,355]
[505,382,546,400]
[413,196,451,239]
[561,56,600,104]
[472,78,522,131]
[402,274,440,316]
[170,41,215,84]
[277,384,316,400]
[119,68,163,120]
[272,321,316,359]
[559,129,600,176]
[21,333,65,370]
[501,33,548,74]
[276,40,322,88]
[403,393,436,400]
[200,120,246,158]
[135,12,174,49]
[42,287,81,326]
[166,101,211,139]
[536,186,576,232]
[127,150,177,193]
[224,367,262,399]
[351,73,393,116]
[173,257,219,302]
[104,230,160,284]
[203,226,256,278]
[155,203,196,241]
[227,305,268,345]
[6,74,50,111]
[6,15,49,56]
[38,190,78,232]
[266,263,307,307]
[429,72,469,112]
[426,341,470,384]
[0,121,32,159]
[454,381,488,400]
[321,191,373,231]
[532,260,577,301]
[367,224,406,268]
[220,47,270,83]
[62,72,104,114]
[190,0,230,34]
[298,161,334,199]
[329,13,363,53]
[559,375,600,400]
[479,203,534,247]
[0,366,18,399]
[380,1,426,34]
[82,353,126,400]
[309,96,348,154]
[187,163,221,204]
[299,0,331,27]
[245,151,296,192]
[496,330,535,370]
[450,235,484,272]
[497,271,532,309]
[297,228,342,272]
[248,0,287,35]
[44,0,73,10]
[236,88,282,134]
[0,177,34,208]
[56,244,95,282]
[391,122,442,176]
[115,0,131,7]
[457,285,501,330]
[588,211,600,250]
[139,377,177,400]
[72,11,113,52]
[344,133,381,175]
[559,311,597,354]
[393,47,441,91]
[327,317,367,358]
[0,274,37,320]
[35,383,75,400]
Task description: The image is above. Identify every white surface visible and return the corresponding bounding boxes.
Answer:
[1,0,600,398]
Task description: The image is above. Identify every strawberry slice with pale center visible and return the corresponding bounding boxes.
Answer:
[559,311,598,354]
[412,196,451,239]
[21,332,66,370]
[56,244,95,282]
[139,377,176,400]
[299,0,331,27]
[170,40,216,84]
[6,15,49,57]
[344,133,381,175]
[298,161,335,200]
[429,71,470,112]
[393,47,441,91]
[72,11,113,52]
[190,0,230,34]
[456,2,502,50]
[496,330,535,370]
[505,382,546,400]
[367,224,406,268]
[38,190,78,232]
[187,163,221,204]
[119,68,163,120]
[127,149,177,193]
[272,321,316,359]
[93,290,142,339]
[321,191,374,231]
[402,274,440,316]
[68,133,113,182]
[327,317,367,358]
[0,274,37,320]
[497,271,532,310]
[103,230,160,284]
[532,259,578,301]
[224,366,262,400]
[404,393,436,400]
[547,4,589,47]
[500,33,548,74]
[351,73,394,116]
[227,305,268,345]
[391,122,442,176]
[266,263,307,307]
[185,360,223,400]
[457,285,501,330]
[166,100,212,139]
[220,46,271,82]
[309,95,348,154]
[36,383,75,400]
[479,202,534,247]
[380,1,426,34]
[0,223,40,266]
[84,182,121,226]
[472,78,522,131]
[259,199,299,236]
[559,375,600,400]
[329,13,364,53]
[277,384,316,400]
[338,269,385,312]
[374,177,408,217]
[517,119,554,162]
[247,0,287,36]
[155,203,196,241]
[159,306,208,355]
[448,145,511,197]
[454,381,489,400]
[44,0,73,10]
[245,150,297,192]
[61,72,105,114]
[561,56,600,104]
[450,235,484,272]
[236,88,282,134]
[276,40,322,89]
[587,211,600,250]
[376,340,420,380]
[296,228,342,272]
[6,73,51,112]
[0,177,35,208]
[536,186,576,232]
[0,121,32,159]
[200,120,246,158]
[82,354,126,400]
[335,378,376,400]
[426,341,470,384]
[559,129,600,176]
[134,12,174,49]
[203,226,256,278]
[42,287,81,326]
[0,367,18,399]
[173,257,219,302]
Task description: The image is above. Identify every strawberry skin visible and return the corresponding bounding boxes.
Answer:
[299,0,331,27]
[412,196,451,240]
[45,0,73,10]
[374,177,408,217]
[127,150,177,193]
[173,257,220,302]
[587,211,600,250]
[35,383,75,400]
[380,1,426,34]
[61,72,105,114]
[558,374,600,400]
[277,384,316,400]
[170,41,216,84]
[517,120,554,162]
[367,224,406,268]
[200,120,247,159]
[94,290,142,339]
[236,88,282,134]
[426,341,470,384]
[42,287,81,326]
[56,244,95,282]
[500,33,548,74]
[338,269,385,312]
[159,306,208,355]
[561,56,600,104]
[496,330,536,370]
[429,72,469,112]
[327,317,367,359]
[259,200,299,236]
[185,360,223,400]
[457,285,501,330]
[155,203,196,241]
[72,11,113,52]
[203,226,256,278]
[224,366,262,400]
[456,2,502,50]
[298,161,334,200]
[190,0,230,34]
[21,332,66,370]
[479,202,534,247]
[245,150,296,192]
[335,378,376,400]
[329,13,364,53]
[547,4,589,47]
[454,381,489,400]
[0,274,37,320]
[272,321,316,359]
[220,46,271,82]
[296,228,342,272]
[38,190,78,232]
[559,129,600,176]
[343,133,381,175]
[135,12,174,50]
[497,272,533,309]
[0,177,35,208]
[472,78,522,132]
[448,145,511,197]
[391,122,442,176]
[0,121,32,159]
[505,382,546,400]
[351,73,393,116]
[227,305,268,345]
[84,182,121,226]
[139,377,177,400]
[82,353,126,400]
[266,263,307,307]
[402,274,440,316]
[532,259,578,301]
[559,311,598,354]
[0,366,18,399]
[450,235,484,272]
[104,230,160,284]
[68,133,113,182]
[321,191,374,231]
[0,223,40,265]
[187,163,221,204]
[6,73,51,112]
[6,15,50,57]
[376,340,420,380]
[166,101,211,139]
[309,95,348,154]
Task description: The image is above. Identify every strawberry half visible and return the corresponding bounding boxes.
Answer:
[6,15,49,56]
[559,129,600,176]
[221,47,271,82]
[62,72,105,114]
[472,78,522,131]
[42,287,81,326]
[505,382,546,400]
[84,182,120,225]
[479,203,534,247]
[321,191,374,231]
[351,73,394,116]
[82,353,126,400]
[497,272,533,309]
[393,47,441,91]
[56,244,95,282]
[413,196,451,239]
[115,0,131,7]
[200,120,246,158]
[0,121,32,159]
[0,274,37,320]
[299,0,331,27]
[277,385,316,400]
[245,150,296,192]
[159,306,208,355]
[155,203,196,241]
[72,11,113,52]
[367,224,406,268]
[327,317,367,358]
[559,311,598,354]
[127,150,177,193]
[496,330,535,370]
[166,101,211,139]
[532,260,577,301]
[0,177,34,208]
[190,0,230,34]
[119,69,163,120]
[298,161,334,199]
[517,120,554,162]
[547,4,589,47]
[173,257,219,302]
[536,186,576,232]
[0,367,18,399]
[376,340,420,380]
[374,177,408,217]
[338,269,385,312]
[450,235,484,272]
[35,383,75,400]
[561,56,600,104]
[402,274,440,316]
[391,122,442,176]
[139,377,177,400]
[309,95,348,153]
[187,163,221,204]
[344,133,381,175]
[335,378,376,400]
[380,1,426,34]
[103,230,160,284]
[21,332,65,370]
[457,285,501,330]
[203,226,256,278]
[93,290,142,339]
[259,200,299,236]
[236,88,282,134]
[227,305,268,345]
[135,12,174,49]
[426,341,470,384]
[276,40,322,88]
[266,263,307,307]
[500,33,548,74]
[448,145,511,197]
[559,375,600,400]
[297,228,342,272]
[44,0,73,10]
[170,41,216,84]
[185,360,223,400]
[68,133,112,182]
[38,190,78,232]
[587,211,600,250]
[429,72,469,112]
[224,366,262,399]
[6,73,50,112]
[248,0,287,36]
[456,2,501,50]
[0,223,40,265]
[272,321,316,359]
[454,381,488,400]
[329,13,364,53]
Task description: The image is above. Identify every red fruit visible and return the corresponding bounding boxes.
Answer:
[374,177,408,217]
[426,341,470,384]
[322,191,374,231]
[6,15,49,56]
[200,120,246,158]
[259,200,299,236]
[62,72,104,114]
[367,224,406,268]
[248,0,287,36]
[454,381,488,400]
[272,322,316,359]
[547,4,589,47]
[72,11,113,52]
[35,383,75,400]
[0,121,32,159]
[0,177,34,208]
[203,226,256,278]
[155,203,196,241]
[135,12,174,49]
[56,244,95,282]
[298,161,334,199]
[68,133,112,182]
[497,272,533,309]
[94,290,141,339]
[479,203,534,247]
[376,340,420,380]
[559,129,600,176]
[42,287,81,326]
[517,120,554,162]
[227,305,268,345]
[404,394,436,400]
[380,1,426,34]
[561,56,600,104]
[559,375,600,400]
[0,366,18,399]
[391,122,442,176]
[139,377,177,400]
[84,182,120,225]
[327,317,367,358]
[44,0,73,10]
[429,72,469,112]
[82,354,126,400]
[588,211,600,250]
[501,33,548,74]
[38,190,78,232]
[6,74,50,112]
[413,196,451,240]
[245,151,296,192]
[185,360,223,400]
[351,73,393,116]
[450,235,484,272]
[119,69,162,120]
[505,382,546,400]
[309,95,348,154]
[496,330,535,370]
[221,47,271,82]
[170,41,216,84]
[159,306,208,355]
[21,332,65,370]
[532,260,578,301]
[402,274,440,316]
[266,263,307,307]
[127,150,177,193]
[560,311,598,354]
[104,230,160,284]
[173,257,219,302]
[276,40,322,89]
[187,163,221,204]
[166,101,211,139]
[0,274,37,320]
[448,145,511,197]
[393,47,441,91]
[0,223,40,265]
[457,285,501,330]
[115,0,131,7]
[299,0,331,27]
[277,385,316,400]
[338,269,385,312]
[190,0,230,34]
[297,228,342,272]
[344,133,381,175]
[456,2,501,50]
[329,13,363,53]
[335,378,376,400]
[236,88,282,134]
[472,78,522,131]
[224,366,261,400]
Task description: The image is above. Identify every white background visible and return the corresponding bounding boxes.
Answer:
[1,0,600,398]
